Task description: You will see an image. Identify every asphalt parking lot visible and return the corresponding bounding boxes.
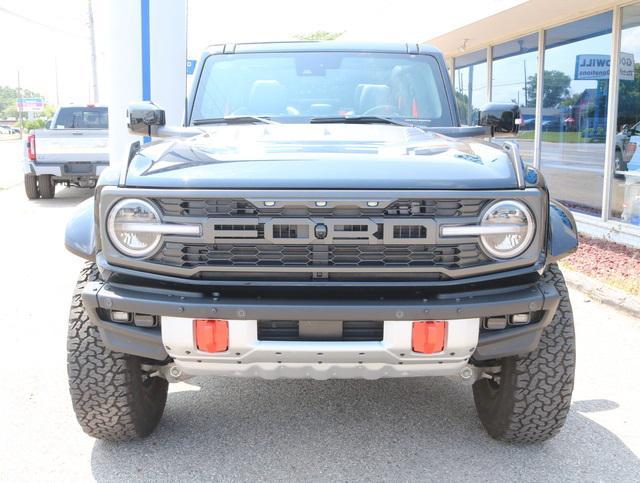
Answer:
[0,140,639,482]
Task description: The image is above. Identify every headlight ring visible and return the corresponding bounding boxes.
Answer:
[107,198,162,258]
[479,200,535,259]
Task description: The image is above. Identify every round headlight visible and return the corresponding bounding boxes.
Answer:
[480,200,535,259]
[107,199,162,258]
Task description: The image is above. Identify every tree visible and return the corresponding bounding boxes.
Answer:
[23,118,47,130]
[42,104,56,119]
[526,70,572,107]
[455,90,470,124]
[560,93,582,108]
[0,85,47,119]
[617,62,640,127]
[293,31,344,41]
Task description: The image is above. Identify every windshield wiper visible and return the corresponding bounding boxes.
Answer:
[192,116,277,126]
[309,116,414,127]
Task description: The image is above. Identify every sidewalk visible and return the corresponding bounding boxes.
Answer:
[0,139,23,190]
[561,265,640,318]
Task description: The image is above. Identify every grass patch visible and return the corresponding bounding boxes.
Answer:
[517,131,592,143]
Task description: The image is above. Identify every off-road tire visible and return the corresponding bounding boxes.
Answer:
[38,174,55,199]
[24,174,39,199]
[67,262,168,441]
[472,264,575,443]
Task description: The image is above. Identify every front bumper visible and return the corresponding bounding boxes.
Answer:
[81,278,560,380]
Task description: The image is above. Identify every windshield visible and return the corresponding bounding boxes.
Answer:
[54,107,108,129]
[190,52,452,126]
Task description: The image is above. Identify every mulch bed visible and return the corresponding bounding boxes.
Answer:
[561,235,640,296]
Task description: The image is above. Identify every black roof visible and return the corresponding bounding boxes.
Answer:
[204,41,442,56]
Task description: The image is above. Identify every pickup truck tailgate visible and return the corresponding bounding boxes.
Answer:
[34,129,109,163]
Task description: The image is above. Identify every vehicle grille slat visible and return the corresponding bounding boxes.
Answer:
[156,198,488,218]
[146,196,497,279]
[154,243,487,269]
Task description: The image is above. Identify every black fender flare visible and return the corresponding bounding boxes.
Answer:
[547,200,578,263]
[65,197,96,260]
[65,167,120,261]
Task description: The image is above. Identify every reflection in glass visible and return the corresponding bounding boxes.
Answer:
[614,3,640,225]
[454,49,487,125]
[491,33,539,163]
[540,11,612,217]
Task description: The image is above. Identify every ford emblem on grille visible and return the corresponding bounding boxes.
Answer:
[314,223,328,240]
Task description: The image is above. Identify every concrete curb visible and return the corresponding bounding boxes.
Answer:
[561,266,640,318]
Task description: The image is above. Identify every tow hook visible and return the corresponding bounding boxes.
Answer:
[450,365,495,385]
[459,366,474,380]
[149,363,193,383]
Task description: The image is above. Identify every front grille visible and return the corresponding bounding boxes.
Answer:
[153,242,487,269]
[157,198,487,218]
[122,195,512,280]
[258,320,384,341]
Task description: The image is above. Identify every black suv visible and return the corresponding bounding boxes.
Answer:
[65,41,578,443]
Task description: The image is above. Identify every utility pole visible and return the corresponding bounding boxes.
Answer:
[54,57,60,106]
[523,59,528,107]
[87,0,99,103]
[17,70,24,139]
[467,66,474,125]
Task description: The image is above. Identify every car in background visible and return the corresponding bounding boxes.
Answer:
[23,105,109,200]
[0,125,18,135]
[541,118,565,132]
[616,122,640,176]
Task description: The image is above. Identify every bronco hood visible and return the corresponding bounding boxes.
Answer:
[125,124,519,190]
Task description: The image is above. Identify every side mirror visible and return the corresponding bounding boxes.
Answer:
[478,102,520,136]
[127,101,165,136]
[44,120,51,129]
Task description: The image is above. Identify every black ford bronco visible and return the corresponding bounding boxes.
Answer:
[65,42,578,443]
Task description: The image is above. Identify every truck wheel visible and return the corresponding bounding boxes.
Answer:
[24,174,39,199]
[38,175,56,199]
[472,264,575,443]
[67,262,168,441]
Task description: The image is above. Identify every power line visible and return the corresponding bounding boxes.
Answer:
[0,5,89,39]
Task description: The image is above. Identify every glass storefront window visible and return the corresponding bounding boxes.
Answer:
[454,49,487,125]
[614,4,640,226]
[541,12,612,217]
[491,33,539,163]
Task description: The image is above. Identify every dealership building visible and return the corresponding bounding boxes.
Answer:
[428,0,640,246]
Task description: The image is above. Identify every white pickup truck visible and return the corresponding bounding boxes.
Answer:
[24,105,109,199]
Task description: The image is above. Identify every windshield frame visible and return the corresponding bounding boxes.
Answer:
[186,49,457,128]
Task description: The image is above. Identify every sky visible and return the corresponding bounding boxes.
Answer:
[0,0,524,106]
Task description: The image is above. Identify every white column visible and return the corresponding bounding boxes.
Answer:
[533,29,545,169]
[107,0,142,167]
[486,46,492,103]
[149,0,187,126]
[107,0,186,167]
[602,6,622,223]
